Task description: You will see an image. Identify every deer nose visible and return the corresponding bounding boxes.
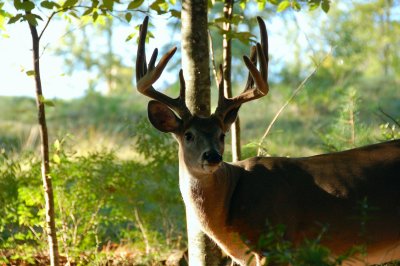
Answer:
[202,150,222,164]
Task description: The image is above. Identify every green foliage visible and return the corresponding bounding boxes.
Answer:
[380,122,400,141]
[40,1,61,10]
[0,2,10,32]
[209,0,330,47]
[251,223,360,266]
[214,0,330,13]
[0,151,45,263]
[128,0,145,10]
[0,94,183,263]
[277,1,292,12]
[317,87,364,151]
[4,0,152,29]
[0,130,183,264]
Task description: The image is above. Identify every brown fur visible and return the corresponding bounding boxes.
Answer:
[176,120,400,265]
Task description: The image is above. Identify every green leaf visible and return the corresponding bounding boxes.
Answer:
[53,154,61,164]
[214,17,229,24]
[54,139,61,151]
[24,13,42,26]
[13,0,23,10]
[125,32,135,42]
[40,1,60,9]
[92,11,98,22]
[239,0,249,10]
[127,0,144,10]
[292,0,301,11]
[214,15,243,26]
[14,0,35,11]
[257,0,266,10]
[69,10,79,19]
[150,0,168,14]
[321,0,330,13]
[38,95,55,107]
[239,1,246,10]
[91,0,100,8]
[0,5,11,26]
[82,7,94,16]
[308,2,320,11]
[44,100,55,107]
[170,9,180,19]
[40,1,53,9]
[277,0,290,12]
[125,12,132,22]
[230,31,254,44]
[26,70,35,76]
[231,14,243,25]
[102,0,113,10]
[24,1,35,11]
[63,0,78,8]
[8,14,23,24]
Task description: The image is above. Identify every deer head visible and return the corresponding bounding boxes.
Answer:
[136,16,269,176]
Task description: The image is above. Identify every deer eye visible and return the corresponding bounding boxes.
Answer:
[184,132,194,142]
[219,133,226,142]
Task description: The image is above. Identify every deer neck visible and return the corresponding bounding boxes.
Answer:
[178,156,239,230]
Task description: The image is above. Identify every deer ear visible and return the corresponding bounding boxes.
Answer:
[148,100,182,133]
[223,106,240,129]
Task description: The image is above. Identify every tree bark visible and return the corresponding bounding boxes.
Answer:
[28,22,60,266]
[182,0,211,116]
[181,0,223,264]
[105,18,117,93]
[222,0,241,162]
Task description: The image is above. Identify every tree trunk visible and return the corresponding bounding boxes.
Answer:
[28,22,60,266]
[182,0,211,116]
[223,0,241,162]
[181,0,223,264]
[105,18,115,93]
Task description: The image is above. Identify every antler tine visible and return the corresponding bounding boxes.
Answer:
[135,16,191,120]
[215,16,269,119]
[243,45,257,92]
[136,17,148,83]
[217,65,225,108]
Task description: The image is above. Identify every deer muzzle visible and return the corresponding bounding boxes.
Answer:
[202,150,223,165]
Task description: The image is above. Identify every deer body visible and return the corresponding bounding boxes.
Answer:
[176,119,400,265]
[135,16,400,265]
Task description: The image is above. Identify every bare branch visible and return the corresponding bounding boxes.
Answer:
[257,48,334,156]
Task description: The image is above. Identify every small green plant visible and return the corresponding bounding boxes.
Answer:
[318,87,371,152]
[380,122,400,141]
[247,222,365,266]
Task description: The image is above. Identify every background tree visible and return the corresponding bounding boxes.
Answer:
[54,16,134,94]
[222,0,242,161]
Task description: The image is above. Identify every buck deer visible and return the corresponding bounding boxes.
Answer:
[135,16,400,266]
